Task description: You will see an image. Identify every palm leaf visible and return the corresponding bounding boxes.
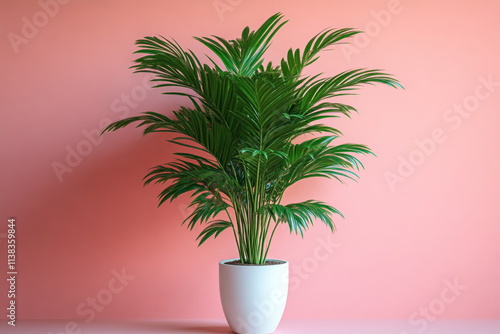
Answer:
[197,220,233,246]
[266,200,343,236]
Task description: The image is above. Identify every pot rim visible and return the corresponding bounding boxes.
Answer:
[220,258,288,266]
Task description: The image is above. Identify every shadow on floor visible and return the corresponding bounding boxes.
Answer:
[125,321,233,333]
[175,324,233,333]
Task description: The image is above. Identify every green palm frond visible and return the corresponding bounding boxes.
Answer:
[195,13,287,76]
[197,220,233,246]
[184,193,230,230]
[132,36,202,95]
[280,28,361,78]
[266,200,343,236]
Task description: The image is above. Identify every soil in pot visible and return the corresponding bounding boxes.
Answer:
[224,260,287,266]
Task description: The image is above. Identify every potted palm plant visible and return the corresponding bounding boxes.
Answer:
[102,12,401,334]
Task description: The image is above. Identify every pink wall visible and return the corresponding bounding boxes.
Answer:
[1,0,499,322]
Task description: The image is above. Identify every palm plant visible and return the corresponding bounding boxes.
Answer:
[102,13,401,264]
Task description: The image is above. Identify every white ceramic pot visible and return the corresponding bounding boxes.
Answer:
[219,259,289,334]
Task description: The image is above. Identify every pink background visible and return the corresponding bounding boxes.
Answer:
[1,0,499,321]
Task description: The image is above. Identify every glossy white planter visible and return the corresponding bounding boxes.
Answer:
[219,259,288,334]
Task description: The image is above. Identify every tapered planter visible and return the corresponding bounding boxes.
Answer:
[219,259,289,334]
